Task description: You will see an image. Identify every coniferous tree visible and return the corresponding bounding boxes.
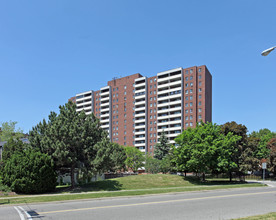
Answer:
[154,131,170,160]
[29,101,108,188]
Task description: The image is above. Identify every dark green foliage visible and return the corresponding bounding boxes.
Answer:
[159,155,172,174]
[154,131,170,160]
[249,129,276,159]
[145,154,160,174]
[29,101,108,188]
[2,150,57,194]
[29,101,124,188]
[267,138,276,175]
[221,121,259,178]
[124,146,144,172]
[2,138,28,161]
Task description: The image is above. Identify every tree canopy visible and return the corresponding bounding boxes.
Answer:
[124,146,144,172]
[0,121,24,142]
[154,130,170,160]
[29,101,122,188]
[173,122,241,181]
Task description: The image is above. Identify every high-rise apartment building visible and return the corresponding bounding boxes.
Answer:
[69,65,212,154]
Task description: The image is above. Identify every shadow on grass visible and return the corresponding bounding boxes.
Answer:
[183,176,249,186]
[58,180,123,193]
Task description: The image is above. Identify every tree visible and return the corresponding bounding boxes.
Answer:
[267,138,276,176]
[2,138,28,161]
[220,121,259,179]
[173,122,241,181]
[154,131,170,160]
[29,101,108,188]
[0,121,24,141]
[145,154,160,174]
[249,129,276,159]
[2,149,57,194]
[124,146,144,172]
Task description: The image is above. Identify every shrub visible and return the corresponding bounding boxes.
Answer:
[2,150,57,194]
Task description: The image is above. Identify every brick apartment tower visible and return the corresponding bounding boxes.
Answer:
[69,65,212,155]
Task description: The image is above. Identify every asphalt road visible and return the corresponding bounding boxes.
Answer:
[1,182,276,220]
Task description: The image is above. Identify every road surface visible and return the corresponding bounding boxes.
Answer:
[1,182,276,220]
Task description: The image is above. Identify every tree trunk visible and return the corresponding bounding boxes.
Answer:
[71,165,75,189]
[229,172,232,182]
[202,172,205,181]
[184,171,187,177]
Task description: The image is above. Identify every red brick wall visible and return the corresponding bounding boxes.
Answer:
[108,73,143,146]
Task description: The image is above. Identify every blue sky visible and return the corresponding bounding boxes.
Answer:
[0,0,275,133]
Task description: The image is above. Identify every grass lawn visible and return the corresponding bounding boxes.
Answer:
[235,212,276,219]
[0,174,263,205]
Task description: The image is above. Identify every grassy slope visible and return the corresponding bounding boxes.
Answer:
[0,174,263,205]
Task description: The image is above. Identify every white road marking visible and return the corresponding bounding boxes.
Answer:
[14,206,25,220]
[18,206,32,220]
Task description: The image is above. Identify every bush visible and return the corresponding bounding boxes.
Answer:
[145,155,160,174]
[2,150,57,194]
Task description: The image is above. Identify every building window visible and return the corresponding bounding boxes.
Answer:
[185,77,188,81]
[199,108,202,113]
[185,109,188,114]
[190,96,193,100]
[124,85,127,89]
[199,75,202,79]
[199,115,202,119]
[124,91,127,95]
[185,103,188,107]
[150,79,152,83]
[199,95,202,99]
[190,89,193,93]
[190,109,193,113]
[150,97,152,101]
[185,116,188,120]
[185,83,189,87]
[150,85,152,89]
[185,90,188,94]
[124,125,126,129]
[190,69,193,74]
[199,88,202,92]
[185,96,188,100]
[190,76,193,80]
[199,81,202,86]
[154,90,156,94]
[124,136,126,140]
[124,120,126,123]
[198,68,201,72]
[124,142,126,146]
[190,82,193,86]
[154,78,156,82]
[190,102,193,107]
[185,70,189,74]
[190,115,193,120]
[199,101,202,106]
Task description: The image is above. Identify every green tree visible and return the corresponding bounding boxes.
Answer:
[145,154,160,174]
[2,138,29,161]
[250,129,276,159]
[267,138,276,176]
[154,131,170,160]
[173,122,240,181]
[2,149,57,193]
[29,101,108,188]
[0,121,24,141]
[159,155,172,174]
[124,146,144,172]
[220,121,259,179]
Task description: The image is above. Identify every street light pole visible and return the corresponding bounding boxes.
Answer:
[261,46,276,56]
